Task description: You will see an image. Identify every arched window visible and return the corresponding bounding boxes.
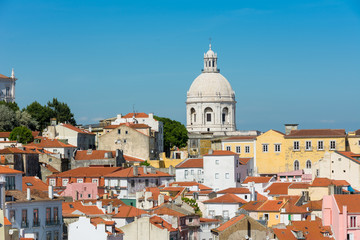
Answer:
[222,107,229,124]
[190,108,196,125]
[306,160,312,169]
[294,160,299,171]
[204,107,213,123]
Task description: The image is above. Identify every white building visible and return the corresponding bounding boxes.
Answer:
[313,151,360,190]
[199,218,220,240]
[186,44,236,134]
[4,187,63,240]
[0,69,17,103]
[175,158,203,183]
[241,176,275,197]
[203,150,242,192]
[68,216,123,240]
[203,193,246,220]
[112,112,163,154]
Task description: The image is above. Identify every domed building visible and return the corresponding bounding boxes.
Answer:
[186,44,236,134]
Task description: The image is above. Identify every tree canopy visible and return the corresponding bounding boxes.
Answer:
[9,126,34,144]
[154,116,188,156]
[0,104,38,131]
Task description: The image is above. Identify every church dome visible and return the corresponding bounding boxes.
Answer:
[187,72,234,99]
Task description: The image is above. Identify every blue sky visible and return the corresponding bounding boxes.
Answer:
[1,0,359,132]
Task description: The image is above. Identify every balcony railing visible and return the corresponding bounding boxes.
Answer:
[21,221,29,228]
[46,219,61,226]
[33,220,40,227]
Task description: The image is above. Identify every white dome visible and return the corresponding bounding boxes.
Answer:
[187,72,235,100]
[205,49,215,58]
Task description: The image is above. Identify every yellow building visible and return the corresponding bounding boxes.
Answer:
[221,136,257,159]
[255,129,286,174]
[347,129,360,154]
[284,129,346,174]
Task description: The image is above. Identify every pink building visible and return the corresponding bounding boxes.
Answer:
[323,194,360,240]
[61,182,98,200]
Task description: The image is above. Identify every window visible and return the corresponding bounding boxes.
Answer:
[9,210,15,222]
[305,141,312,151]
[350,216,356,228]
[46,208,51,225]
[22,209,28,228]
[185,170,189,179]
[294,160,300,170]
[198,170,201,175]
[54,231,59,240]
[145,179,149,187]
[92,178,99,186]
[226,146,231,151]
[236,146,241,153]
[54,207,59,223]
[330,140,336,150]
[125,130,128,134]
[53,149,57,153]
[275,214,279,219]
[124,139,127,143]
[274,144,281,152]
[5,176,16,190]
[306,160,312,169]
[293,141,300,151]
[245,146,250,153]
[262,144,268,152]
[46,232,51,240]
[62,178,69,186]
[209,210,215,216]
[215,173,219,179]
[316,169,320,177]
[223,210,229,219]
[225,173,229,179]
[206,113,211,122]
[215,160,219,165]
[77,178,83,183]
[318,141,324,150]
[6,87,10,96]
[191,170,194,175]
[33,209,39,227]
[263,213,269,221]
[118,129,121,134]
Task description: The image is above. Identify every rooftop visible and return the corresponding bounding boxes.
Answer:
[285,129,346,138]
[203,150,237,156]
[243,176,272,184]
[48,166,122,178]
[212,214,246,232]
[203,193,247,204]
[104,167,173,178]
[175,158,203,168]
[265,182,292,195]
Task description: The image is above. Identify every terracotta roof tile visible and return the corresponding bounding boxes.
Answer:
[289,218,334,239]
[40,162,60,174]
[204,150,237,156]
[4,217,11,225]
[337,151,360,164]
[256,200,286,212]
[123,155,145,162]
[203,193,247,204]
[239,158,252,165]
[49,166,122,178]
[75,150,116,160]
[104,167,172,178]
[302,200,323,211]
[240,201,265,211]
[27,137,76,148]
[200,217,220,223]
[265,182,292,195]
[288,183,310,189]
[285,129,346,138]
[217,187,250,194]
[0,73,10,78]
[104,123,150,130]
[243,176,272,184]
[22,176,48,192]
[166,181,212,191]
[311,178,350,187]
[62,201,104,217]
[61,123,95,135]
[122,112,149,118]
[175,158,203,168]
[90,217,115,226]
[0,165,23,174]
[256,192,268,201]
[212,214,246,232]
[150,216,178,232]
[334,194,360,213]
[0,132,10,138]
[272,228,297,240]
[150,206,186,217]
[223,136,257,141]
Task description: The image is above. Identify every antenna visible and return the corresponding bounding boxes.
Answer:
[209,37,212,49]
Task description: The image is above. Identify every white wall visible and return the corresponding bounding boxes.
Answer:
[204,203,240,220]
[69,216,108,240]
[175,168,203,182]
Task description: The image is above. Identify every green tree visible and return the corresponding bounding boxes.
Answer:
[25,101,52,130]
[47,98,76,125]
[140,160,151,166]
[0,105,17,131]
[154,116,188,156]
[9,126,34,144]
[15,110,38,131]
[0,100,20,112]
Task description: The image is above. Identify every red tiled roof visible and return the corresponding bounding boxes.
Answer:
[150,206,186,217]
[334,195,360,213]
[256,192,268,201]
[240,201,265,211]
[0,147,31,154]
[285,129,346,138]
[49,166,122,178]
[203,193,247,204]
[200,217,220,223]
[283,202,309,214]
[27,137,76,148]
[243,176,272,184]
[90,217,115,226]
[217,187,250,194]
[311,178,350,187]
[272,228,297,240]
[61,123,95,135]
[302,200,323,211]
[123,155,145,162]
[122,112,149,118]
[166,181,212,191]
[40,162,60,174]
[337,151,360,164]
[4,217,11,225]
[75,150,116,160]
[288,182,310,189]
[22,176,48,192]
[23,146,54,154]
[265,182,292,195]
[0,132,10,138]
[257,200,286,212]
[239,158,252,165]
[223,136,257,141]
[104,123,150,129]
[0,165,23,174]
[212,214,246,232]
[204,150,237,156]
[289,218,334,239]
[175,158,203,168]
[62,201,104,217]
[0,73,10,78]
[150,216,178,232]
[104,167,172,178]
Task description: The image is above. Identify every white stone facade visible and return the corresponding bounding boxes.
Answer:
[0,70,16,103]
[186,45,236,134]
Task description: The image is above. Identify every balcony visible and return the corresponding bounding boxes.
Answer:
[46,219,61,226]
[21,221,29,228]
[33,220,40,227]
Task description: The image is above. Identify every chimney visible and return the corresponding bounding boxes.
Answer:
[114,207,118,214]
[96,200,102,210]
[165,181,169,187]
[27,188,31,201]
[133,166,138,176]
[250,182,256,201]
[169,165,175,175]
[143,166,147,174]
[284,124,298,135]
[48,186,54,199]
[149,113,154,119]
[107,203,113,213]
[50,118,57,126]
[117,114,122,119]
[311,214,316,221]
[158,194,164,206]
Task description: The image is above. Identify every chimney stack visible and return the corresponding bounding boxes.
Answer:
[133,166,138,176]
[27,188,31,201]
[48,186,54,199]
[143,166,147,174]
[284,124,298,135]
[250,182,256,201]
